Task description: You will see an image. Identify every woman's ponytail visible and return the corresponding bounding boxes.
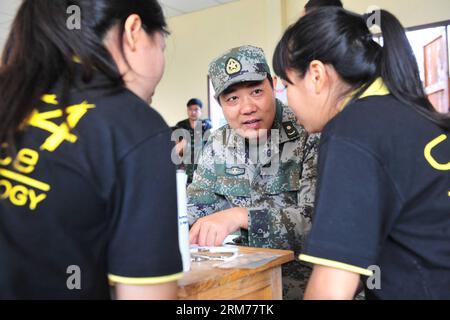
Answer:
[375,10,450,130]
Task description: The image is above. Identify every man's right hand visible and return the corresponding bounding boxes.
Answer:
[189,208,248,246]
[175,139,187,157]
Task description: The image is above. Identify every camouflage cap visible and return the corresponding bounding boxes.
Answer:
[208,45,271,99]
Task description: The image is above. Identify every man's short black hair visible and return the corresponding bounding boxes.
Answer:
[304,0,343,11]
[187,98,203,108]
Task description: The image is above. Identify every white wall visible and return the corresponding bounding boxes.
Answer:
[0,0,21,50]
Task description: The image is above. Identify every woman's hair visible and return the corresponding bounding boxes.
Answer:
[304,0,343,11]
[0,0,168,149]
[273,7,450,130]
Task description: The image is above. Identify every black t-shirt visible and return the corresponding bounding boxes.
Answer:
[0,72,182,299]
[301,95,450,299]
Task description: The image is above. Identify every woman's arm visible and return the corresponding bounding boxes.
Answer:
[304,265,360,300]
[115,281,178,300]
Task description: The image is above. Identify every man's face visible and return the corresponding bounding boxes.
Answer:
[219,78,276,139]
[187,105,202,122]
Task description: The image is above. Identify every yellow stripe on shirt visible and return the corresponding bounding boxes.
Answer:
[108,272,184,285]
[358,77,390,99]
[339,77,391,111]
[299,254,373,276]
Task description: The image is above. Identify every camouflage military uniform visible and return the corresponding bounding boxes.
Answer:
[187,99,320,299]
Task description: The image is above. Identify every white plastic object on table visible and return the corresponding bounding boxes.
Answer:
[176,170,191,272]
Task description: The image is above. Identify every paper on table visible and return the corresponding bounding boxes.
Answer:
[190,246,239,262]
[215,252,282,269]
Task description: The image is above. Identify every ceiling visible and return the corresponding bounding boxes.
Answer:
[159,0,239,17]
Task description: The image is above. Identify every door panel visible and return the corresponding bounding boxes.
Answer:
[424,31,449,113]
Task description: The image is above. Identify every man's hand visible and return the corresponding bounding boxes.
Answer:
[175,139,187,157]
[189,208,248,246]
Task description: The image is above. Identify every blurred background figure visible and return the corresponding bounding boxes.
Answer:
[174,98,212,184]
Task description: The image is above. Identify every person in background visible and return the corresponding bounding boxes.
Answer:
[303,0,343,14]
[187,45,320,299]
[175,98,212,184]
[0,0,182,299]
[273,7,450,299]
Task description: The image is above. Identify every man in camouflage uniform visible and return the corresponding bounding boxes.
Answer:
[174,98,212,184]
[187,45,319,299]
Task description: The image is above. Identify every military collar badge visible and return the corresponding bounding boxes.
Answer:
[282,121,300,139]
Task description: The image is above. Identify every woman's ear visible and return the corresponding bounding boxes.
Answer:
[123,14,143,52]
[308,60,328,94]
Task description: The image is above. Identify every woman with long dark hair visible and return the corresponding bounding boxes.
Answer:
[274,7,450,299]
[0,0,182,299]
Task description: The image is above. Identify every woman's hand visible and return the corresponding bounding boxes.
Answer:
[189,208,248,246]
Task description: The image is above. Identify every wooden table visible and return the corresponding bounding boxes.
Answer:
[177,247,294,300]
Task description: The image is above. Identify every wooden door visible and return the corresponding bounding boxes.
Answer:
[424,30,449,113]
